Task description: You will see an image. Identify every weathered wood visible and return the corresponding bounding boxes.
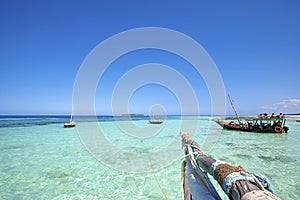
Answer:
[183,163,192,200]
[231,180,260,200]
[198,156,216,174]
[181,132,279,200]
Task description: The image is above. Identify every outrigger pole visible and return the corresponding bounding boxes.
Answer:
[228,94,242,124]
[181,133,280,200]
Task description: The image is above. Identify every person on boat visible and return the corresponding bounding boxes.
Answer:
[229,121,236,127]
[270,113,276,118]
[279,113,284,118]
[254,122,259,130]
[273,120,282,127]
[277,121,282,126]
[263,113,268,118]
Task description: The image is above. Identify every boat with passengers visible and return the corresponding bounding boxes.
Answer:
[215,94,289,133]
[214,114,289,133]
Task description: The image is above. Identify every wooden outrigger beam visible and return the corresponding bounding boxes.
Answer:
[181,132,280,200]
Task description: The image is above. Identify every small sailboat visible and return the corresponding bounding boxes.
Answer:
[64,114,76,128]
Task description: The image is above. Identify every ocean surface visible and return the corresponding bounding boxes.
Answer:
[0,116,299,199]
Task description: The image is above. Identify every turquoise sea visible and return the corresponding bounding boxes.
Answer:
[0,116,299,199]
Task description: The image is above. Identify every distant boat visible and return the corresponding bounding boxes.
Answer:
[149,119,163,124]
[122,114,144,117]
[64,115,76,128]
[149,115,163,124]
[296,120,300,122]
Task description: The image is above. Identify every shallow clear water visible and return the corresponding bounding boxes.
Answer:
[0,116,299,199]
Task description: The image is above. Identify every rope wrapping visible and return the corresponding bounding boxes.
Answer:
[210,160,232,176]
[222,171,259,194]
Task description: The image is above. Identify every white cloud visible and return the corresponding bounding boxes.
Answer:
[261,99,300,112]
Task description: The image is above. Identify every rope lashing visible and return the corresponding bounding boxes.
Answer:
[210,160,232,176]
[222,171,262,194]
[253,172,274,193]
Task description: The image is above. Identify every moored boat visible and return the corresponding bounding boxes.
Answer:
[214,116,289,133]
[64,115,76,128]
[64,121,76,128]
[149,119,163,124]
[216,94,289,133]
[149,115,163,124]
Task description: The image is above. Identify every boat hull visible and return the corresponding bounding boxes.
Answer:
[149,120,163,124]
[64,122,76,128]
[216,121,288,133]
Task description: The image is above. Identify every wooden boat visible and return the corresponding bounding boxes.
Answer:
[64,121,76,128]
[149,115,163,124]
[214,117,289,133]
[214,94,289,133]
[64,115,76,128]
[181,132,280,200]
[149,119,163,124]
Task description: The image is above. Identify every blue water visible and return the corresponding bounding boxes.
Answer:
[0,116,299,199]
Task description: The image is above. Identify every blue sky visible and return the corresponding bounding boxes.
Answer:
[0,0,299,115]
